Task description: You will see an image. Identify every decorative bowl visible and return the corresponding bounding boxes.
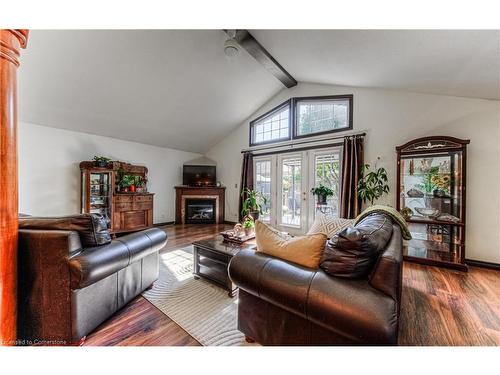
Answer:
[415,207,440,218]
[407,188,424,198]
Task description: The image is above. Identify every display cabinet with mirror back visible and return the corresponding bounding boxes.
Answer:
[80,160,154,234]
[396,136,469,271]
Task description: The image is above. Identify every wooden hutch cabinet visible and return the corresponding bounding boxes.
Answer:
[80,161,154,234]
[396,136,469,271]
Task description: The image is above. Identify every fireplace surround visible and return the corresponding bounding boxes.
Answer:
[175,186,225,224]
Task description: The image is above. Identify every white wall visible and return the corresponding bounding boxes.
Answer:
[19,122,201,223]
[205,83,500,264]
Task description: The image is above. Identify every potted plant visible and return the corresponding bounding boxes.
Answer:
[117,174,135,192]
[357,163,390,205]
[241,188,268,220]
[134,176,147,192]
[93,156,111,168]
[310,184,334,205]
[129,178,136,193]
[243,217,255,236]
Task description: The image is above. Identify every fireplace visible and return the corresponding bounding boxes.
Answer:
[185,199,216,224]
[175,186,225,224]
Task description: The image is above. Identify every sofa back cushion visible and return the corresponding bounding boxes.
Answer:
[320,213,393,278]
[19,214,111,248]
[255,220,327,269]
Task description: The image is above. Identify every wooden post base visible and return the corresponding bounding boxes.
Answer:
[71,336,86,346]
[245,336,255,343]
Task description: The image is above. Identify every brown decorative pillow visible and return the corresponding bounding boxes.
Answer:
[320,213,393,279]
[19,214,111,247]
[255,220,327,269]
[307,213,354,239]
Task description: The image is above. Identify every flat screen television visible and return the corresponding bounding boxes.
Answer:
[183,165,216,186]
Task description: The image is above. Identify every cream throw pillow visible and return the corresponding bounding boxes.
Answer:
[255,220,327,269]
[307,213,354,239]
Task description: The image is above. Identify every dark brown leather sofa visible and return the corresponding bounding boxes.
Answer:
[17,215,167,345]
[228,222,403,346]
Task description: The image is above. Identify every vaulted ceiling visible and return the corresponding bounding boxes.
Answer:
[18,30,500,153]
[251,30,500,100]
[18,30,283,153]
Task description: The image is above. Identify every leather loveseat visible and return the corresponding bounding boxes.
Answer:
[228,217,403,345]
[17,214,167,345]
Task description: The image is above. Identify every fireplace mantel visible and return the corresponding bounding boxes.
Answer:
[175,186,225,224]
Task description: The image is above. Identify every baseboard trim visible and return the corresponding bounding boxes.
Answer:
[465,259,500,271]
[224,220,238,225]
[153,221,175,227]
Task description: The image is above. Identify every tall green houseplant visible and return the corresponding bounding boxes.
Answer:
[357,164,390,205]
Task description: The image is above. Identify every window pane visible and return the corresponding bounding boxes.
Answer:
[281,158,301,226]
[255,160,271,222]
[314,152,340,218]
[251,105,290,145]
[296,99,350,136]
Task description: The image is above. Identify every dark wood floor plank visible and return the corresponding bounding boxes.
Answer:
[85,224,500,346]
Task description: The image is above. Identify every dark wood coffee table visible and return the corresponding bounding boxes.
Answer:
[192,236,256,297]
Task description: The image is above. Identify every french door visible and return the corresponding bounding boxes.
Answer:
[253,147,342,235]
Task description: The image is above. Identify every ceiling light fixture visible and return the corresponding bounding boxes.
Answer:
[224,30,239,59]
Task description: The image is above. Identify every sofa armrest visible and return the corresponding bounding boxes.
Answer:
[369,225,403,302]
[69,241,129,289]
[18,229,78,341]
[230,249,316,317]
[115,228,167,263]
[69,228,167,289]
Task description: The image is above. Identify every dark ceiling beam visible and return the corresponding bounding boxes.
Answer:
[224,29,297,88]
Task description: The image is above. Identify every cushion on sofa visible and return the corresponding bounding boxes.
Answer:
[307,213,354,238]
[19,214,111,247]
[255,220,326,269]
[320,213,393,279]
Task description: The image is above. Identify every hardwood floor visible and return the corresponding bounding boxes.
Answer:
[85,224,232,346]
[85,224,500,346]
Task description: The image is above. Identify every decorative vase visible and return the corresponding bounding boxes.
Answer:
[130,185,136,193]
[244,228,254,236]
[433,189,446,198]
[95,161,108,168]
[250,211,259,221]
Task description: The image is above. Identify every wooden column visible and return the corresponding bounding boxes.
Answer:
[0,29,28,346]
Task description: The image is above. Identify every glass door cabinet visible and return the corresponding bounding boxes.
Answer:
[396,136,469,271]
[81,169,113,228]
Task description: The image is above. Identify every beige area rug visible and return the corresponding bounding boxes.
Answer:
[142,246,251,346]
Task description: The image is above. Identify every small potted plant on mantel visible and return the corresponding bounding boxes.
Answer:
[311,184,334,205]
[93,155,111,168]
[241,188,268,221]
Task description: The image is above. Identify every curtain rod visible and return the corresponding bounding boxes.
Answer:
[240,131,366,154]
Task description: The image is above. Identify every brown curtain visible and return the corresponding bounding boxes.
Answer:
[239,152,254,221]
[340,135,364,219]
